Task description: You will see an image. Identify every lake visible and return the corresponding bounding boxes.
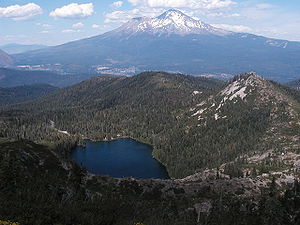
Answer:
[72,138,170,179]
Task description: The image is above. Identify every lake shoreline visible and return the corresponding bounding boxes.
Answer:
[73,137,171,179]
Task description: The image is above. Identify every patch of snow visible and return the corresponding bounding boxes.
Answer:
[196,101,206,107]
[50,120,55,128]
[58,130,70,136]
[229,86,247,100]
[266,40,288,49]
[192,108,207,117]
[39,160,45,166]
[221,81,240,96]
[192,91,202,96]
[214,114,220,120]
[216,96,228,111]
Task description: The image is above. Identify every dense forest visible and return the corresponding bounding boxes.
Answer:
[0,72,299,178]
[0,84,58,106]
[0,139,300,225]
[1,71,300,224]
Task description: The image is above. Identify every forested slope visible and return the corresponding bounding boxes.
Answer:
[0,84,58,106]
[0,72,299,178]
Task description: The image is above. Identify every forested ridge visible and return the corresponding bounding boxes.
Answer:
[0,71,299,178]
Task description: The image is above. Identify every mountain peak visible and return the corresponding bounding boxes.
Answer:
[115,9,231,36]
[157,9,187,19]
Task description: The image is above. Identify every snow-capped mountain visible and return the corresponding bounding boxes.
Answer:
[112,9,231,36]
[13,9,300,82]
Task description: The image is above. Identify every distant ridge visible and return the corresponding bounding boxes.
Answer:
[0,43,48,54]
[0,49,13,66]
[13,9,300,82]
[0,68,99,88]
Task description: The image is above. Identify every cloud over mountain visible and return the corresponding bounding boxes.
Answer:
[212,24,252,32]
[50,3,94,19]
[110,1,124,9]
[128,0,236,9]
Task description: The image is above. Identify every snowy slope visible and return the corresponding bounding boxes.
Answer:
[111,9,231,36]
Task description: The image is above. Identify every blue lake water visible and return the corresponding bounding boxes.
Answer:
[72,138,170,179]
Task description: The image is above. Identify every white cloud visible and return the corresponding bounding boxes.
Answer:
[255,3,275,10]
[106,0,237,24]
[0,3,42,21]
[105,10,133,23]
[205,12,240,18]
[40,30,50,34]
[127,0,236,9]
[110,1,124,9]
[212,24,252,32]
[50,3,94,19]
[128,0,140,6]
[62,29,81,33]
[1,34,28,41]
[72,22,84,28]
[105,7,163,23]
[92,24,100,29]
[36,23,52,28]
[92,24,112,29]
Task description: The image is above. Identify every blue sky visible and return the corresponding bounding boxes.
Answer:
[0,0,300,46]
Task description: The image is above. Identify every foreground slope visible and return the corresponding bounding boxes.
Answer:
[13,10,300,81]
[0,72,299,179]
[1,137,300,224]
